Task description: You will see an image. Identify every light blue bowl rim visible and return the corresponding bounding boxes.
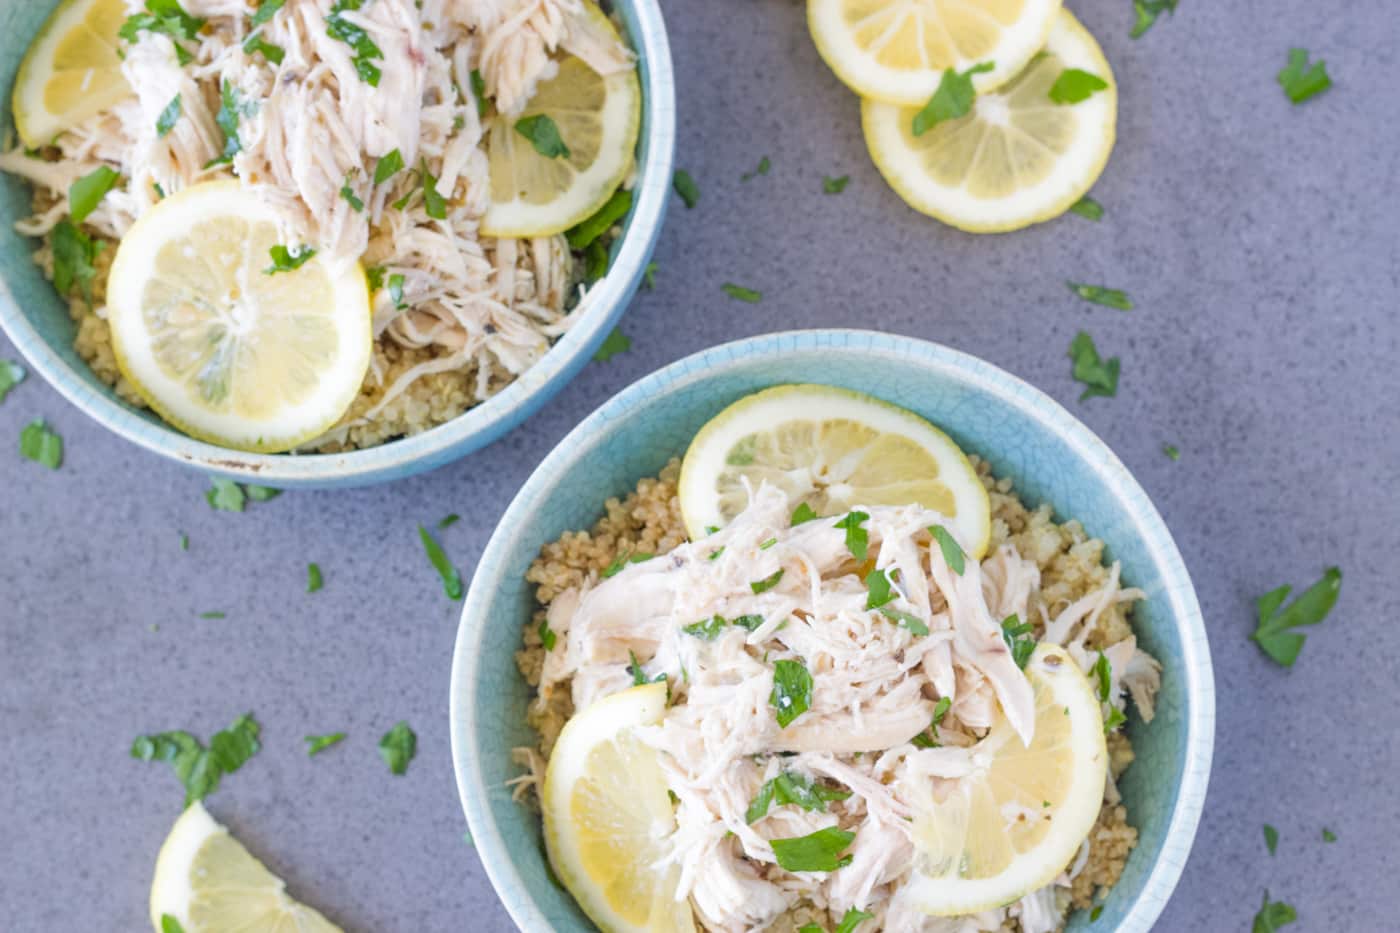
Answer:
[0,0,676,488]
[450,328,1216,933]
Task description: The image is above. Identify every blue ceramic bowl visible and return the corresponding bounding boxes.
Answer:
[451,330,1215,932]
[0,1,674,488]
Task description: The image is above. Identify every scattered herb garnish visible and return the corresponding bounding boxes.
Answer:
[208,80,252,167]
[374,149,404,185]
[1049,69,1110,104]
[326,0,384,86]
[51,221,103,303]
[642,261,658,290]
[1264,824,1279,856]
[593,327,631,362]
[708,547,725,561]
[733,614,766,632]
[69,166,121,225]
[746,771,851,823]
[834,907,875,933]
[156,95,182,138]
[1130,0,1177,39]
[672,169,699,208]
[242,31,284,64]
[750,568,785,594]
[791,502,819,526]
[251,0,286,26]
[161,915,187,933]
[515,114,570,159]
[1251,890,1297,932]
[583,239,609,282]
[912,62,994,135]
[741,156,770,182]
[822,175,850,194]
[388,273,407,309]
[602,551,652,578]
[865,567,896,609]
[769,658,812,728]
[1163,443,1181,461]
[378,721,417,775]
[1089,905,1104,922]
[567,189,633,250]
[246,485,280,502]
[1001,614,1035,668]
[265,244,316,275]
[438,514,460,530]
[418,525,463,599]
[19,419,63,469]
[760,537,778,550]
[306,563,323,593]
[682,615,728,641]
[179,533,189,551]
[206,478,246,512]
[469,69,489,118]
[0,360,26,403]
[199,611,226,619]
[878,606,929,636]
[911,695,952,748]
[131,712,261,807]
[538,618,557,651]
[1322,828,1337,843]
[1278,48,1332,104]
[340,179,364,211]
[770,826,855,873]
[1067,281,1133,311]
[1069,196,1103,221]
[1251,567,1342,666]
[119,0,206,65]
[834,511,870,561]
[305,732,345,756]
[420,160,448,219]
[722,283,762,303]
[1091,652,1112,702]
[1068,331,1120,401]
[929,525,965,574]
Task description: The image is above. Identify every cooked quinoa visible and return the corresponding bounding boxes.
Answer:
[517,456,1146,930]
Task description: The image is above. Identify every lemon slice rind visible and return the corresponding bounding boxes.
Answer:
[13,0,132,149]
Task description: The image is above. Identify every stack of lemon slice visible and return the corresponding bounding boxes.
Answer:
[808,0,1118,232]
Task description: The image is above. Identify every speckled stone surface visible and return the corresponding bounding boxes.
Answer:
[1,0,1397,930]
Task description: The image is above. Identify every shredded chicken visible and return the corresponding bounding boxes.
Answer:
[529,484,1162,931]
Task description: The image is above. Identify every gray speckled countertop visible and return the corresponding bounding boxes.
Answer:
[2,0,1398,929]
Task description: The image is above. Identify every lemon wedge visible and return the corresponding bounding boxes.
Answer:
[149,801,341,932]
[542,683,695,933]
[906,644,1108,915]
[678,384,991,558]
[807,0,1063,106]
[861,9,1116,233]
[481,2,641,238]
[12,0,132,148]
[106,181,372,453]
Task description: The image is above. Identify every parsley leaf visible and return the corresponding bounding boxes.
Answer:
[69,167,120,225]
[374,149,404,185]
[751,568,785,594]
[0,360,26,404]
[326,0,384,86]
[418,525,463,599]
[1069,195,1103,221]
[602,551,652,578]
[910,695,952,748]
[1130,0,1177,39]
[340,180,364,212]
[19,419,63,469]
[242,31,284,64]
[245,484,280,501]
[930,525,965,574]
[378,721,416,775]
[388,273,407,309]
[592,327,632,362]
[1264,823,1279,856]
[420,160,449,219]
[682,615,728,641]
[672,169,699,208]
[306,563,323,593]
[199,611,226,620]
[1001,614,1035,668]
[252,0,285,27]
[1278,49,1332,104]
[834,511,870,561]
[878,606,929,636]
[1251,567,1342,666]
[1068,331,1120,401]
[1067,281,1133,310]
[438,513,460,529]
[1163,443,1181,461]
[567,189,633,250]
[835,907,875,933]
[161,915,186,933]
[1049,69,1110,104]
[205,478,246,511]
[822,175,850,194]
[791,502,819,526]
[746,771,851,823]
[741,156,770,182]
[156,95,182,137]
[1252,890,1297,932]
[515,114,570,159]
[131,712,260,807]
[865,567,896,609]
[1322,827,1337,843]
[642,261,658,290]
[770,826,855,873]
[208,80,252,167]
[583,240,609,282]
[769,658,812,728]
[1091,651,1112,702]
[538,618,557,651]
[265,244,316,274]
[51,220,103,303]
[119,1,206,65]
[913,62,994,135]
[469,69,489,118]
[305,732,345,756]
[722,283,762,303]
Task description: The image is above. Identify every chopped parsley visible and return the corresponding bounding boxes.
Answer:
[340,177,364,211]
[252,0,285,26]
[179,533,189,551]
[1130,0,1177,39]
[438,513,460,529]
[326,1,385,87]
[741,156,770,182]
[1067,281,1133,311]
[583,240,609,282]
[627,650,669,691]
[538,618,557,651]
[602,551,652,578]
[515,114,570,159]
[746,771,851,823]
[161,916,186,933]
[769,658,812,728]
[1264,823,1279,855]
[388,273,407,309]
[131,712,261,807]
[242,31,284,64]
[265,244,316,275]
[418,525,463,599]
[69,166,120,224]
[1251,890,1297,932]
[199,611,226,619]
[568,189,633,250]
[0,360,24,404]
[682,615,728,641]
[208,80,253,167]
[822,175,850,194]
[1278,48,1332,104]
[19,419,62,469]
[470,69,489,118]
[1049,69,1110,104]
[1163,443,1181,461]
[1091,651,1112,702]
[305,732,345,756]
[119,1,206,65]
[722,283,762,303]
[912,62,993,135]
[374,149,405,185]
[834,510,870,561]
[878,606,929,636]
[306,563,323,593]
[1089,905,1104,922]
[733,614,766,632]
[1251,567,1342,666]
[51,221,103,304]
[378,721,417,775]
[865,567,896,609]
[791,502,819,526]
[750,568,785,594]
[206,479,246,511]
[672,169,700,208]
[1068,331,1120,401]
[1000,614,1035,668]
[245,484,280,501]
[1069,196,1103,221]
[1323,827,1337,843]
[834,908,875,933]
[420,160,448,219]
[592,327,631,362]
[156,95,182,138]
[770,826,855,873]
[642,261,658,290]
[910,696,952,748]
[929,525,965,574]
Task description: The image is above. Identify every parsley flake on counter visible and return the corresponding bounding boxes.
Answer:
[791,502,819,526]
[593,327,631,362]
[567,189,633,250]
[418,525,463,599]
[1252,890,1297,932]
[822,175,850,194]
[374,149,405,185]
[1278,48,1332,104]
[179,533,189,551]
[865,567,896,609]
[438,513,461,529]
[834,510,870,561]
[1067,281,1133,311]
[0,359,25,403]
[672,169,700,208]
[265,244,316,275]
[68,166,120,226]
[750,568,785,594]
[1001,614,1035,668]
[246,484,280,501]
[305,732,345,756]
[746,771,851,823]
[1089,905,1104,922]
[1163,443,1181,461]
[929,525,965,574]
[1130,0,1177,39]
[199,611,226,619]
[1322,827,1337,843]
[878,606,929,636]
[643,261,658,290]
[156,95,182,138]
[306,563,323,593]
[1251,567,1341,666]
[741,156,771,182]
[913,62,993,136]
[770,826,855,873]
[602,551,652,578]
[1068,331,1120,401]
[378,721,417,775]
[1069,195,1103,221]
[722,283,762,303]
[131,712,261,807]
[911,695,952,748]
[206,478,246,512]
[515,114,570,159]
[1049,69,1109,104]
[326,0,384,86]
[1264,823,1279,855]
[769,658,812,728]
[51,220,103,303]
[19,419,63,469]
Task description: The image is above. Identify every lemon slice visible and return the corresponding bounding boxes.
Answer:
[481,3,641,238]
[861,9,1116,233]
[542,683,695,933]
[106,181,372,453]
[149,801,341,932]
[678,384,991,558]
[808,0,1063,106]
[12,0,132,148]
[906,644,1108,915]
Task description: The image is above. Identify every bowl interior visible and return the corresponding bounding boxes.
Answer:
[453,332,1213,932]
[0,0,674,486]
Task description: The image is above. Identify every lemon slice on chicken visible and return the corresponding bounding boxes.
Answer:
[149,801,342,932]
[678,384,991,558]
[861,10,1116,233]
[106,181,372,453]
[808,0,1063,106]
[12,0,133,148]
[906,644,1108,915]
[543,683,695,933]
[481,3,641,238]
